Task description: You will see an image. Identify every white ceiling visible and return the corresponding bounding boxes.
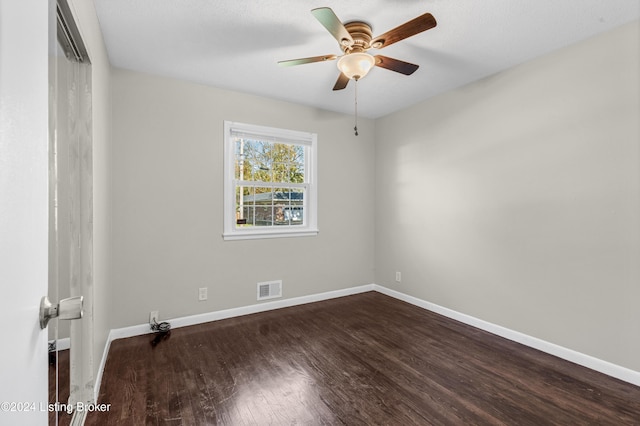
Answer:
[94,0,639,119]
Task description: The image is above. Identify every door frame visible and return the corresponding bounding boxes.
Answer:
[53,0,95,412]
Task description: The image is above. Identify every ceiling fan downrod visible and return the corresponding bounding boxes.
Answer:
[354,78,359,136]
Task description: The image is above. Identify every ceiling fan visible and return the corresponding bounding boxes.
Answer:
[278,7,437,90]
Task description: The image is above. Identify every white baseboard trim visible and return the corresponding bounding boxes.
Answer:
[49,337,70,351]
[94,283,639,400]
[94,329,114,401]
[93,284,375,399]
[373,284,640,387]
[108,284,376,342]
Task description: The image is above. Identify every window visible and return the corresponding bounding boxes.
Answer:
[223,121,318,240]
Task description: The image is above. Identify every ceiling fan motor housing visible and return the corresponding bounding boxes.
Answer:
[343,21,373,53]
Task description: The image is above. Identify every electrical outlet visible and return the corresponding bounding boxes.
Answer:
[149,310,159,325]
[395,271,402,283]
[198,287,208,301]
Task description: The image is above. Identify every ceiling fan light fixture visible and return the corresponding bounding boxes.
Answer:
[337,52,375,80]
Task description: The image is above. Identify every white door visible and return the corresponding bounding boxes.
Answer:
[0,1,50,425]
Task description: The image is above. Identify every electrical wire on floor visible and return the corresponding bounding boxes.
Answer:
[150,319,171,347]
[48,341,57,365]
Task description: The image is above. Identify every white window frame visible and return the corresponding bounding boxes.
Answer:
[223,121,318,241]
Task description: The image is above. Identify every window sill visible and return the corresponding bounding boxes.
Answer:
[222,228,319,241]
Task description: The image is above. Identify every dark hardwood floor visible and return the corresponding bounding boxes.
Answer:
[86,292,640,425]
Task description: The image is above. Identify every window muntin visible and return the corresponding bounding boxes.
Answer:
[223,121,318,240]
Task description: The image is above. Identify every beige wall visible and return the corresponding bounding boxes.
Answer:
[375,21,640,371]
[110,69,376,328]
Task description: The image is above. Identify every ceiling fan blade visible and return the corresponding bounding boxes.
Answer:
[371,13,437,49]
[311,7,354,48]
[374,55,419,75]
[332,72,350,91]
[278,54,338,67]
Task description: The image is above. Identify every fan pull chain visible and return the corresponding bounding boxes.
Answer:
[354,79,359,136]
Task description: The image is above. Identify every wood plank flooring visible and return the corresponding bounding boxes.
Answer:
[86,292,640,425]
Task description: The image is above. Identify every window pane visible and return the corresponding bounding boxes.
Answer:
[290,188,304,225]
[273,188,290,203]
[290,188,304,203]
[238,206,254,227]
[284,207,303,225]
[235,137,305,184]
[255,205,273,227]
[234,140,244,181]
[252,187,272,204]
[274,188,289,225]
[236,185,252,227]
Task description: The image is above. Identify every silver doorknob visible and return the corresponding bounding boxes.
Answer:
[39,296,83,329]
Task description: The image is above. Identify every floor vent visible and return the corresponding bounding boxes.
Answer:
[257,280,282,301]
